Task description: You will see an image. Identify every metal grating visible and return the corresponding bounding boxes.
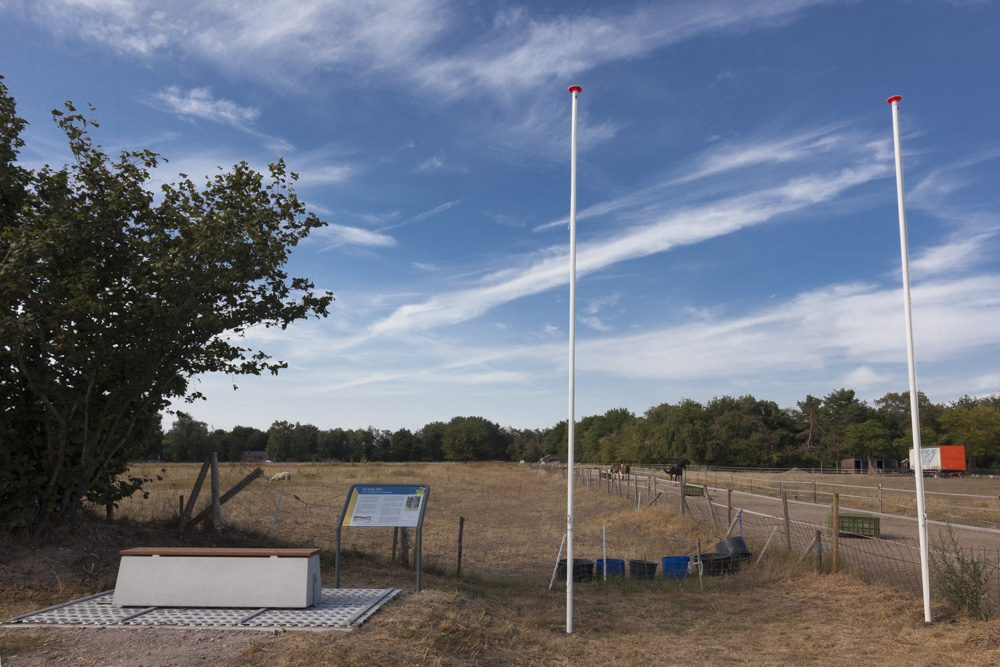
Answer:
[5,588,400,631]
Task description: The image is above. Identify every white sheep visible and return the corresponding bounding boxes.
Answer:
[269,471,291,482]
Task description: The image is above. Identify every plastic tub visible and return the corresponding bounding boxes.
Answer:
[661,555,691,579]
[557,558,595,582]
[596,558,626,578]
[695,553,736,576]
[628,559,658,580]
[715,537,751,561]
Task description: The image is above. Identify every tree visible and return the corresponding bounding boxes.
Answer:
[163,412,210,462]
[939,404,1000,469]
[442,416,506,461]
[844,419,896,469]
[0,80,333,531]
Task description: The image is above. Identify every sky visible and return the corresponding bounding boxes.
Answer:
[2,0,999,435]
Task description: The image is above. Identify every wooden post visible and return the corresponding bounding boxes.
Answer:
[704,484,718,531]
[782,492,791,551]
[457,517,464,577]
[727,487,733,526]
[832,493,840,574]
[211,452,221,534]
[178,456,212,533]
[679,481,685,516]
[179,495,184,519]
[392,527,398,561]
[815,529,822,574]
[813,480,817,504]
[879,483,883,514]
[401,527,411,567]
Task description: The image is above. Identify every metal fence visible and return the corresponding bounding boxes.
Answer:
[561,465,1000,613]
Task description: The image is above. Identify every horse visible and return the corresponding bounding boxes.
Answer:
[608,462,630,480]
[663,462,685,482]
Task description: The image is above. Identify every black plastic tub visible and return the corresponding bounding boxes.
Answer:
[694,552,737,576]
[715,537,752,562]
[628,559,658,580]
[557,558,595,582]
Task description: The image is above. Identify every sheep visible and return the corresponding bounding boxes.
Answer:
[269,471,291,482]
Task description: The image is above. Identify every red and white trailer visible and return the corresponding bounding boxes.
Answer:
[909,445,966,476]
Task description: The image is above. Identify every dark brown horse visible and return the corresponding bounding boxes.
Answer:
[663,461,686,481]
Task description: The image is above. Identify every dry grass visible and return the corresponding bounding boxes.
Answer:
[2,462,999,666]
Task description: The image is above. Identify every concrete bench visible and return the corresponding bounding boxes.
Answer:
[112,547,322,609]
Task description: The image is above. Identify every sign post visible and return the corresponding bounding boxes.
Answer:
[336,483,430,591]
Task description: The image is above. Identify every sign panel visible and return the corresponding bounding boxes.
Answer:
[341,485,427,528]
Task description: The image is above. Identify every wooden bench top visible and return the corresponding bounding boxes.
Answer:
[119,547,320,558]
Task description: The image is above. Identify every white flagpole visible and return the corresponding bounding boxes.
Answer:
[887,94,932,624]
[566,84,582,635]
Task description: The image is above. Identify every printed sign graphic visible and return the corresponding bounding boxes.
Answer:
[341,485,427,527]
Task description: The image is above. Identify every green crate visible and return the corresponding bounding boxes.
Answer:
[683,484,704,496]
[827,512,880,538]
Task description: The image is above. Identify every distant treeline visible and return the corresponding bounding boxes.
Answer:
[151,389,1000,469]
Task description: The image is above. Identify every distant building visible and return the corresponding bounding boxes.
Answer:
[540,454,568,465]
[243,451,270,463]
[841,457,899,474]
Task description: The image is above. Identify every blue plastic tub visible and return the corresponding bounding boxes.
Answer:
[661,555,691,579]
[596,558,625,577]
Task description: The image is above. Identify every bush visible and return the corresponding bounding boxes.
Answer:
[929,525,997,621]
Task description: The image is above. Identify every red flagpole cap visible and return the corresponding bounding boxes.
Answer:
[887,95,902,104]
[568,85,582,94]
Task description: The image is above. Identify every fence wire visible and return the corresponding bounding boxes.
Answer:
[565,466,999,612]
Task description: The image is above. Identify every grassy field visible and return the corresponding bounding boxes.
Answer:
[2,462,999,665]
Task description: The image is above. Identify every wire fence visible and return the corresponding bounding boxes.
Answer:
[563,465,1000,613]
[664,466,1000,530]
[112,461,999,610]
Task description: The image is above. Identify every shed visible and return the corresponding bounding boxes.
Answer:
[841,457,899,474]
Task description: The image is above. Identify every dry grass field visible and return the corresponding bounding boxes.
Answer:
[2,462,999,666]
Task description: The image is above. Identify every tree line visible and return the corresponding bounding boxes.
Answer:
[156,389,1000,470]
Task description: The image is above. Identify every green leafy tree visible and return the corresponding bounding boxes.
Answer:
[844,419,896,469]
[418,421,446,462]
[0,80,332,531]
[442,416,506,461]
[163,412,210,462]
[939,404,1000,468]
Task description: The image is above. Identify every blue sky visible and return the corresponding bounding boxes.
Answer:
[3,0,999,434]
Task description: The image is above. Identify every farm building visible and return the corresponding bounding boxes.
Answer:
[242,451,271,463]
[539,454,568,465]
[840,457,900,474]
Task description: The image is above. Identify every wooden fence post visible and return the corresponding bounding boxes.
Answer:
[211,452,221,535]
[457,517,464,577]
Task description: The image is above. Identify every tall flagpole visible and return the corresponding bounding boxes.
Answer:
[887,94,932,624]
[566,84,582,635]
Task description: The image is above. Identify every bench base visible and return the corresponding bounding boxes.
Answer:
[112,548,322,609]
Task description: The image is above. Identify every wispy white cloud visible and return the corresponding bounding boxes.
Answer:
[150,86,258,127]
[314,223,397,250]
[369,139,889,336]
[382,200,464,231]
[15,0,840,99]
[145,85,295,153]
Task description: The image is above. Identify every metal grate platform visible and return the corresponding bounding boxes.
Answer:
[4,588,400,631]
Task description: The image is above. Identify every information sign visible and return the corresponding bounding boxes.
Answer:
[341,485,427,528]
[335,483,430,591]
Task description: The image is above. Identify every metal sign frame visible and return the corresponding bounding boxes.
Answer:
[335,483,430,592]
